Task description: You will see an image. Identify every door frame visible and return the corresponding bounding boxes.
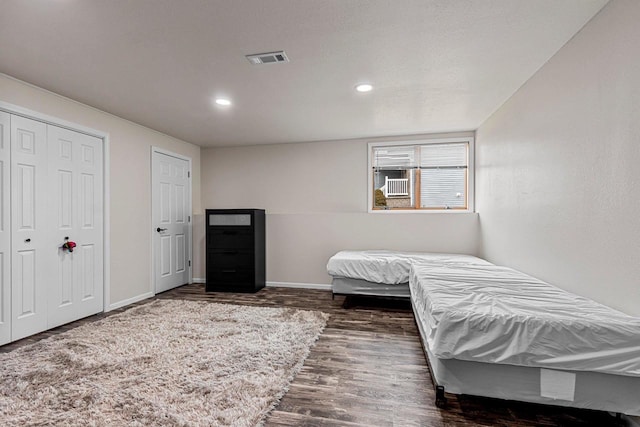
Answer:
[0,100,111,312]
[150,146,193,295]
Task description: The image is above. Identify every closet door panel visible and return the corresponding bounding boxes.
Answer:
[48,125,103,327]
[47,125,77,327]
[11,115,48,341]
[76,133,103,318]
[0,112,10,345]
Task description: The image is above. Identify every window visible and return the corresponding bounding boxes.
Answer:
[368,137,474,212]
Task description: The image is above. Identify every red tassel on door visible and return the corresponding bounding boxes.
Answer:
[62,240,77,253]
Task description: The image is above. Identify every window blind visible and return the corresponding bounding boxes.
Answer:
[419,143,467,208]
[419,143,467,168]
[372,145,417,169]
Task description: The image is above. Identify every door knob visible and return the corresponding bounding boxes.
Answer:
[25,238,31,243]
[156,227,167,233]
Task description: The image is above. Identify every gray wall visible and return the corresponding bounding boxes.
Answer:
[476,0,640,316]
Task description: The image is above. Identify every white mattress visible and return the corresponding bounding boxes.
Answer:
[409,263,640,377]
[327,250,492,285]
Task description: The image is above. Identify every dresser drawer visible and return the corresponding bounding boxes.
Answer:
[207,267,254,284]
[207,228,254,249]
[208,213,252,226]
[207,249,253,267]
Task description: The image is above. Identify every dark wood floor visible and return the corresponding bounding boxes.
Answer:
[1,284,624,426]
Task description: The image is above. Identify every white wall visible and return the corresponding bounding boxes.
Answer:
[0,73,201,307]
[476,0,640,315]
[199,133,479,285]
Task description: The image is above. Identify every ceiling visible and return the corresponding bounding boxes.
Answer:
[0,0,608,147]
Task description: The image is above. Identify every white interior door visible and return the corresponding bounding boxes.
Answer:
[47,125,104,328]
[11,115,49,341]
[152,150,191,293]
[0,112,11,345]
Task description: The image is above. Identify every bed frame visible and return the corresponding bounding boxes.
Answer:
[330,276,410,299]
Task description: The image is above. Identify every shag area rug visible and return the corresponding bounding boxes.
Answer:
[0,300,328,426]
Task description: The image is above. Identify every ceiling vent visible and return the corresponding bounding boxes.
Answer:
[246,51,289,65]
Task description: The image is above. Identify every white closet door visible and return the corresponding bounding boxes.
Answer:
[0,112,10,345]
[48,125,103,327]
[11,115,49,341]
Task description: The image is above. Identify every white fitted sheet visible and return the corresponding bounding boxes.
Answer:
[327,250,491,285]
[409,263,640,377]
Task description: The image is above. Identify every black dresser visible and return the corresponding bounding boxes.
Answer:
[205,209,265,293]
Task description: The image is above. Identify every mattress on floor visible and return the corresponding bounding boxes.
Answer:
[409,263,640,377]
[327,250,492,284]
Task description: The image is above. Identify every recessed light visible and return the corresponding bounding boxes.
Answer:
[355,83,373,93]
[215,98,232,106]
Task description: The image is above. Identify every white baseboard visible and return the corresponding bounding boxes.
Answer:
[266,281,331,290]
[188,278,330,290]
[106,292,154,312]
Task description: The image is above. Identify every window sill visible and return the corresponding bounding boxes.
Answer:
[368,208,475,214]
